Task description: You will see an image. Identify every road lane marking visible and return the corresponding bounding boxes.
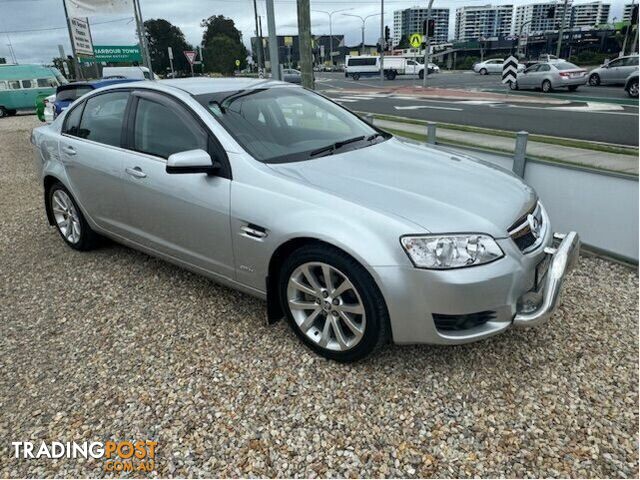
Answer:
[394,105,463,111]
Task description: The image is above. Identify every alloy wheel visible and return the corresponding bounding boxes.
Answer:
[52,190,81,244]
[629,82,639,98]
[286,262,366,352]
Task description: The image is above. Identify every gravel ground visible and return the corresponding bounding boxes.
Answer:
[0,114,638,478]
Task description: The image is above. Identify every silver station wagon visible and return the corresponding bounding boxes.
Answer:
[32,78,580,362]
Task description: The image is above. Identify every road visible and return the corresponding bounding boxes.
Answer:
[315,72,639,146]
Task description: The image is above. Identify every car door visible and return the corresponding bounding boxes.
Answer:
[406,60,417,75]
[619,56,639,81]
[59,90,131,235]
[536,63,552,87]
[489,59,503,74]
[118,90,235,279]
[518,64,540,87]
[601,58,622,84]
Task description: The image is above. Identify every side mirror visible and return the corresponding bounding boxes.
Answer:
[166,149,220,175]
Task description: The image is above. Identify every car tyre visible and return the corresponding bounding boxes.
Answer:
[48,182,100,251]
[509,81,519,90]
[541,80,553,93]
[588,73,600,86]
[627,80,639,98]
[385,70,396,80]
[479,68,488,75]
[418,70,424,79]
[0,107,7,118]
[352,73,360,81]
[278,243,390,362]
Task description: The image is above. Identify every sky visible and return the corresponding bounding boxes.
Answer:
[0,0,632,65]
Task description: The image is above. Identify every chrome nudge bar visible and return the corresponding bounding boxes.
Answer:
[513,232,581,328]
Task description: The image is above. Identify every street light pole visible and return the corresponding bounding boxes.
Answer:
[312,9,352,67]
[556,0,570,58]
[517,20,532,57]
[422,0,434,87]
[342,12,382,56]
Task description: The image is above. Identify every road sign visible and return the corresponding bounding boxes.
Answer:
[168,46,173,60]
[235,59,240,67]
[184,50,197,65]
[70,17,94,56]
[409,33,423,49]
[502,55,518,84]
[80,45,141,63]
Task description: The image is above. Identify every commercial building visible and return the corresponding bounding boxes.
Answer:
[513,1,573,35]
[392,7,450,46]
[571,1,610,28]
[454,4,514,41]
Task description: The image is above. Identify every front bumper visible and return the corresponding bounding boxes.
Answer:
[512,232,580,327]
[373,229,580,345]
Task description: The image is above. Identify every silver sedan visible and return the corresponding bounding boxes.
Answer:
[512,61,587,92]
[31,78,579,361]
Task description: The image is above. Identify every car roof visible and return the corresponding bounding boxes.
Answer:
[152,77,295,95]
[57,78,140,91]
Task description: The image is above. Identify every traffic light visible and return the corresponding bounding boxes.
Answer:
[384,26,390,44]
[422,19,436,37]
[547,6,555,18]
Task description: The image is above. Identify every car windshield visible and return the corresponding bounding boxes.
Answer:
[555,62,579,71]
[196,87,387,163]
[56,85,93,102]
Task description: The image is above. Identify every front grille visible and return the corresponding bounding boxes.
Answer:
[433,311,496,331]
[508,202,544,253]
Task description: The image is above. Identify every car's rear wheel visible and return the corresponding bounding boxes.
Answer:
[0,107,7,118]
[627,80,639,98]
[279,244,390,362]
[352,73,360,81]
[479,68,488,75]
[418,70,424,79]
[588,73,600,86]
[385,70,396,80]
[542,80,553,93]
[48,183,100,251]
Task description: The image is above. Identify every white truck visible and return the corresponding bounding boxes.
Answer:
[345,55,438,80]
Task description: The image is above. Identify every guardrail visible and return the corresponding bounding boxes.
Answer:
[364,115,639,264]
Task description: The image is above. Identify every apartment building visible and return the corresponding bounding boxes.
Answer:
[454,4,514,41]
[622,2,637,22]
[513,1,572,35]
[571,1,610,28]
[392,7,450,46]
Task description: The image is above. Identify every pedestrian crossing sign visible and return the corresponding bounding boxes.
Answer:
[409,33,422,48]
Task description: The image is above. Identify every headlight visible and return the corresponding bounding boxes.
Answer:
[400,234,504,269]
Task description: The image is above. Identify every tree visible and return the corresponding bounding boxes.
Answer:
[200,15,242,45]
[202,36,247,75]
[51,57,75,79]
[200,15,247,75]
[144,18,193,75]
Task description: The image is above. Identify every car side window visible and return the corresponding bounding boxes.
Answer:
[133,97,206,159]
[63,103,85,137]
[608,59,621,68]
[525,64,539,73]
[0,81,6,90]
[77,91,129,147]
[538,64,550,72]
[8,80,21,89]
[622,57,638,66]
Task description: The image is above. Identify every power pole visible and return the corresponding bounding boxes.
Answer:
[379,0,384,86]
[422,0,434,87]
[266,0,280,80]
[252,0,263,72]
[555,0,570,57]
[133,0,154,78]
[297,0,314,88]
[61,0,83,80]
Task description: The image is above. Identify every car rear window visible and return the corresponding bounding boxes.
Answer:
[555,62,579,71]
[56,86,94,102]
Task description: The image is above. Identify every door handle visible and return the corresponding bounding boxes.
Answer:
[61,145,76,156]
[125,167,147,179]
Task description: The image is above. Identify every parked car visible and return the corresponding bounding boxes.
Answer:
[31,78,579,362]
[473,58,524,75]
[282,69,302,84]
[102,66,156,80]
[49,79,140,121]
[0,64,67,118]
[511,61,587,92]
[588,55,639,86]
[624,72,638,98]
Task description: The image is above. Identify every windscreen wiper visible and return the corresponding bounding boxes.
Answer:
[309,136,366,157]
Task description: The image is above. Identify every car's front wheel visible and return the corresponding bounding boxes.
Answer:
[48,183,100,251]
[279,244,390,362]
[541,80,553,93]
[588,73,600,86]
[509,81,519,90]
[627,80,639,98]
[479,68,488,75]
